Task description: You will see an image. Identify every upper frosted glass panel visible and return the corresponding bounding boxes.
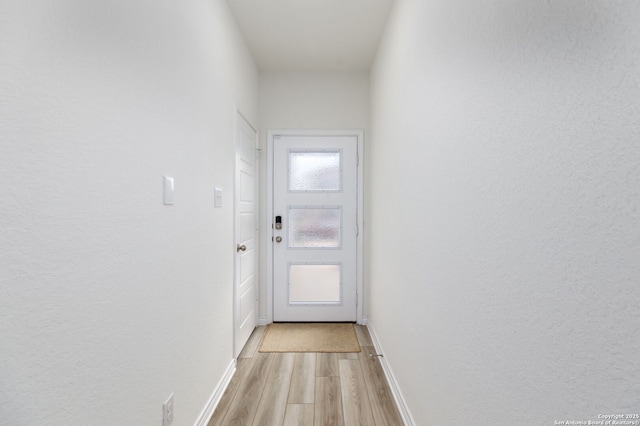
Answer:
[289,151,341,191]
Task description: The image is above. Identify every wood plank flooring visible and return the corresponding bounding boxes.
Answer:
[208,325,403,426]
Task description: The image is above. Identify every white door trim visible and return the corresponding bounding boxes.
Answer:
[266,129,364,324]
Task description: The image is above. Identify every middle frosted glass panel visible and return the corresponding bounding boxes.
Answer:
[289,207,341,248]
[289,151,341,191]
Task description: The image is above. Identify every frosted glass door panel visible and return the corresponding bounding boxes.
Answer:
[289,151,341,191]
[289,207,341,248]
[273,133,359,322]
[290,264,341,304]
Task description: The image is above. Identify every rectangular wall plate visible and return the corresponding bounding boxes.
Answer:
[214,187,222,207]
[163,176,174,205]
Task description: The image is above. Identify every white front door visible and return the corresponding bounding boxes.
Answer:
[272,133,359,322]
[234,112,257,356]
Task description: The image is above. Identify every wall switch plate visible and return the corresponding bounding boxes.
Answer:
[163,176,175,205]
[214,187,222,207]
[163,393,174,426]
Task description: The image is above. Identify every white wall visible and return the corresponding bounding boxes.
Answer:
[369,1,640,424]
[0,1,257,425]
[257,71,369,321]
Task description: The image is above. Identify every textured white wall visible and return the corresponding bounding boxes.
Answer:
[369,1,640,424]
[0,1,257,425]
[259,71,369,130]
[257,71,369,321]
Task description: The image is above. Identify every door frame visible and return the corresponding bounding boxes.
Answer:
[265,129,364,324]
[233,107,259,357]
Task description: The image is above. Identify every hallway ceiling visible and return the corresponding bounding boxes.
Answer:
[227,0,395,71]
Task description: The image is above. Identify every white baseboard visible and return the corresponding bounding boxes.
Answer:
[358,315,369,325]
[194,359,236,426]
[257,316,269,326]
[366,321,416,426]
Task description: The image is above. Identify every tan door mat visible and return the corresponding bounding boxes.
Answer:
[259,323,361,353]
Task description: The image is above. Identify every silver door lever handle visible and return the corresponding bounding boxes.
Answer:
[236,244,247,252]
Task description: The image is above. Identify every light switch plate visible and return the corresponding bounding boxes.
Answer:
[163,176,174,205]
[214,187,222,207]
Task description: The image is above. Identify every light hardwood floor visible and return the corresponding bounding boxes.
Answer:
[208,325,404,426]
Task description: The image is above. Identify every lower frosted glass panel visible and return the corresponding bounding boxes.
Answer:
[289,264,341,304]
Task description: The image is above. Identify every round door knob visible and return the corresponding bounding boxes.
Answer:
[236,244,247,252]
[275,236,282,243]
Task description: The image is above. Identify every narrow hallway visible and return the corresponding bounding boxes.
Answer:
[209,325,403,425]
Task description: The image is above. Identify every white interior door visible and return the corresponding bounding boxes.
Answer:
[272,134,359,322]
[234,112,257,356]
